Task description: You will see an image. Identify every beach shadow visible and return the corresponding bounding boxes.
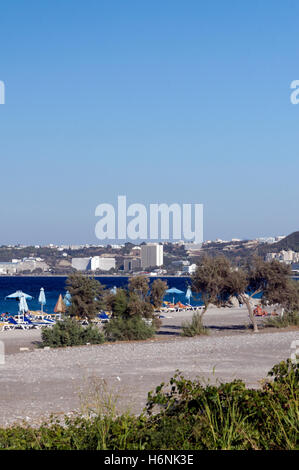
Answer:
[207,324,249,331]
[31,340,44,348]
[156,325,182,336]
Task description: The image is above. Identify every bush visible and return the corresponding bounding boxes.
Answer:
[104,316,156,342]
[264,310,299,329]
[181,313,209,337]
[41,318,105,348]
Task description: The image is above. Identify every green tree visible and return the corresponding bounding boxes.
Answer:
[192,256,239,318]
[112,289,129,317]
[128,276,150,300]
[150,279,168,308]
[66,273,104,321]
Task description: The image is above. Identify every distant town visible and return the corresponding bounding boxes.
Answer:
[0,232,298,277]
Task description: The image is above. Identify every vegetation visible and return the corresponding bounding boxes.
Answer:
[150,279,168,308]
[192,255,298,332]
[41,318,105,348]
[0,360,297,450]
[103,316,156,342]
[66,273,105,320]
[265,310,299,329]
[181,312,209,337]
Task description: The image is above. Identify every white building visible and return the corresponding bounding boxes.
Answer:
[90,256,116,271]
[265,250,299,264]
[141,243,163,268]
[72,256,116,271]
[182,263,197,274]
[72,257,91,271]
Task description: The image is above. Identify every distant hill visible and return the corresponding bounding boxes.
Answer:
[258,231,299,254]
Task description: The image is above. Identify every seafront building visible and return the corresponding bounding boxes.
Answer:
[265,250,299,264]
[71,256,116,272]
[140,243,163,268]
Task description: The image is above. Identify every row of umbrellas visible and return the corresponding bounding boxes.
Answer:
[5,289,72,316]
[4,286,193,317]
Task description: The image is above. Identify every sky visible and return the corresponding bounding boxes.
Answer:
[0,0,298,245]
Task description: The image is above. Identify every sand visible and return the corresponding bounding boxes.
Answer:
[0,307,297,427]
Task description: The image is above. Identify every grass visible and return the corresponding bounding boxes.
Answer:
[181,312,209,337]
[264,310,299,329]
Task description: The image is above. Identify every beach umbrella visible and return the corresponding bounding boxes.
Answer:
[16,294,29,323]
[5,290,33,301]
[54,294,66,319]
[19,294,29,313]
[165,287,184,304]
[185,287,192,305]
[38,287,46,313]
[63,291,71,307]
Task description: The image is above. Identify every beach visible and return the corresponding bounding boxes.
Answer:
[0,306,298,428]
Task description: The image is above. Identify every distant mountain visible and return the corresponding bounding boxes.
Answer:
[258,231,299,254]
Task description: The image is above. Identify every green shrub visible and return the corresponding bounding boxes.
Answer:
[181,313,209,337]
[104,316,155,342]
[41,318,105,348]
[264,310,299,329]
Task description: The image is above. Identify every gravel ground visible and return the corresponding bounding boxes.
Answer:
[0,307,298,428]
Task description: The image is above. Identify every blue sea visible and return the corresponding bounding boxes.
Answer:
[0,276,199,315]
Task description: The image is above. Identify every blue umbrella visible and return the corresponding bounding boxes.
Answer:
[165,287,184,304]
[38,287,46,313]
[166,288,184,294]
[6,290,33,301]
[63,291,71,307]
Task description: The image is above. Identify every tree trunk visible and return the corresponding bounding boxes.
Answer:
[241,294,258,332]
[200,304,209,321]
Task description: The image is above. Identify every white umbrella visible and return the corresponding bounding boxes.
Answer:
[38,287,46,313]
[17,294,29,323]
[185,287,192,305]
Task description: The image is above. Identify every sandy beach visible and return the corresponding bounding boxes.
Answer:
[0,307,298,428]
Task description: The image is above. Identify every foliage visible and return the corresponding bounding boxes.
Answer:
[0,360,297,450]
[265,310,299,328]
[128,276,150,301]
[150,279,168,308]
[192,255,298,332]
[181,313,209,337]
[66,273,105,320]
[103,316,156,342]
[41,318,105,348]
[191,256,246,313]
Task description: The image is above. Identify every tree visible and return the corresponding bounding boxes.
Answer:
[112,289,129,317]
[150,279,168,309]
[191,256,239,319]
[66,273,104,321]
[192,255,297,333]
[128,276,150,300]
[127,275,154,318]
[239,258,297,332]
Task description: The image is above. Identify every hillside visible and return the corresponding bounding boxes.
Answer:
[258,231,299,255]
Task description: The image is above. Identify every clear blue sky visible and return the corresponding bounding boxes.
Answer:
[0,0,298,245]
